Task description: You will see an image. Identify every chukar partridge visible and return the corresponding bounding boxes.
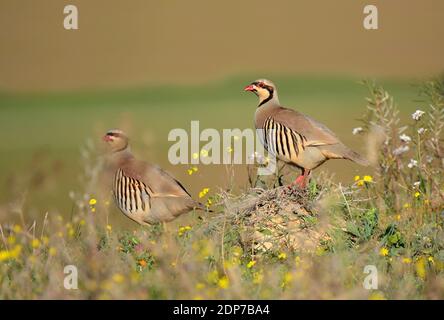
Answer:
[103,129,206,225]
[244,79,369,187]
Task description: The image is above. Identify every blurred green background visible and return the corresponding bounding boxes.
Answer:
[0,1,443,224]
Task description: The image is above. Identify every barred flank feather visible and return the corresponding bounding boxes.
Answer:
[113,168,151,216]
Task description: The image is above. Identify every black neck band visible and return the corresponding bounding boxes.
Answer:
[258,87,274,107]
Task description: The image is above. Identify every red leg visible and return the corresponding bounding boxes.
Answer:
[293,169,311,188]
[294,175,305,186]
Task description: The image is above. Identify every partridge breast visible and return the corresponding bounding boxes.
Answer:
[113,168,153,224]
[260,116,327,170]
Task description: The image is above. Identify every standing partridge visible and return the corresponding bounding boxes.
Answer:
[103,129,207,225]
[244,79,369,187]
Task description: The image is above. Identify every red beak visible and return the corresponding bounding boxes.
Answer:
[244,84,255,92]
[103,135,113,142]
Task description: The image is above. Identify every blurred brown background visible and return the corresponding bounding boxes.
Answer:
[1,0,444,92]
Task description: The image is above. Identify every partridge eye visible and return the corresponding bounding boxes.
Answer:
[257,82,264,88]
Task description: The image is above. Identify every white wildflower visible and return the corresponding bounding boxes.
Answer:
[352,127,363,135]
[426,155,433,163]
[412,110,425,121]
[393,145,409,156]
[417,127,426,135]
[399,134,411,143]
[413,181,420,188]
[407,159,418,169]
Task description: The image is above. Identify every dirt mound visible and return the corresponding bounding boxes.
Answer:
[222,184,331,254]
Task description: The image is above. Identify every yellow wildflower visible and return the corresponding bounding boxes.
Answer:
[112,273,125,284]
[295,256,302,267]
[403,203,411,209]
[414,192,421,198]
[12,224,22,233]
[253,271,264,284]
[29,255,37,264]
[91,207,96,213]
[0,250,10,262]
[207,270,219,284]
[428,256,435,264]
[0,245,22,262]
[227,147,233,153]
[31,238,41,249]
[49,247,57,256]
[42,236,49,245]
[217,276,229,289]
[68,228,75,237]
[281,272,293,288]
[247,260,256,268]
[192,152,199,159]
[315,246,326,256]
[355,175,373,187]
[7,236,16,245]
[198,188,210,198]
[402,257,412,264]
[79,219,86,226]
[415,257,427,280]
[379,247,389,257]
[278,252,287,260]
[106,225,112,232]
[395,214,401,221]
[196,282,205,290]
[369,291,386,300]
[11,245,22,259]
[178,225,192,236]
[187,166,198,175]
[89,198,97,206]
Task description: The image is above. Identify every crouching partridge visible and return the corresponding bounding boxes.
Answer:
[244,79,369,187]
[103,129,207,225]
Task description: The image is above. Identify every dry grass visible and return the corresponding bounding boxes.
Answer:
[0,79,443,299]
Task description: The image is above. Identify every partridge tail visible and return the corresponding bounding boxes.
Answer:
[345,149,370,166]
[320,144,370,166]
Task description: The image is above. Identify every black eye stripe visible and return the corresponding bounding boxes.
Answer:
[107,132,124,138]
